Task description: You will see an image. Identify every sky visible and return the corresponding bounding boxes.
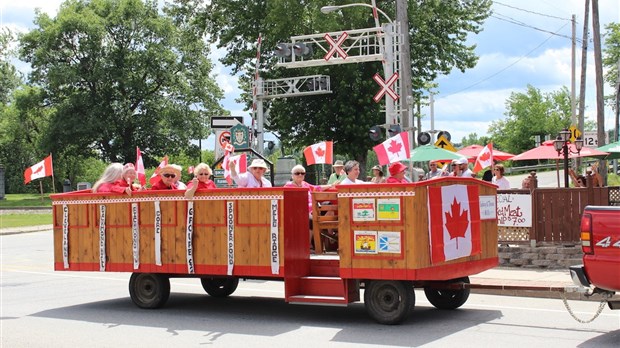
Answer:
[2,0,620,150]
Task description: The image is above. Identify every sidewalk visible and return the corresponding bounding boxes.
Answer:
[1,226,616,302]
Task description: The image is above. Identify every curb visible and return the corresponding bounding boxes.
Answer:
[0,225,53,235]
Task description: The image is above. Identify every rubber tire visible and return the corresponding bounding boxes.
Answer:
[424,276,470,310]
[364,280,415,325]
[200,277,239,297]
[129,273,170,309]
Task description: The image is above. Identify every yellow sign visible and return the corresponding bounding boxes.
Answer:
[434,135,456,152]
[569,125,581,142]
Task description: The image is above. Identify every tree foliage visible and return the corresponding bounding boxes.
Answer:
[173,0,491,173]
[488,85,572,155]
[18,0,225,167]
[603,22,620,89]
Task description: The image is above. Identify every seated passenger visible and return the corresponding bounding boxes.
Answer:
[121,163,143,191]
[230,158,272,188]
[370,165,386,183]
[170,164,187,189]
[92,163,132,195]
[339,160,364,184]
[386,162,409,183]
[150,165,180,190]
[185,163,216,198]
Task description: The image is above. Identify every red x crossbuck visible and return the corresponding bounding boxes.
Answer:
[373,72,400,102]
[323,32,349,61]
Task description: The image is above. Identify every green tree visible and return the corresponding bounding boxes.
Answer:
[0,28,21,104]
[19,0,225,168]
[460,133,491,148]
[603,22,620,89]
[488,85,572,155]
[173,0,491,174]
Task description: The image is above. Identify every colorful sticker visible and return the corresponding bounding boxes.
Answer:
[377,198,400,220]
[354,231,378,254]
[378,231,401,253]
[352,198,376,221]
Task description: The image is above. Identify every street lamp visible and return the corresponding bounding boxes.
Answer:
[553,128,584,188]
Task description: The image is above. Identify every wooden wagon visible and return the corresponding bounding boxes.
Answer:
[51,177,498,324]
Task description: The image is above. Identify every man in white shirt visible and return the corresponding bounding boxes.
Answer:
[455,158,474,178]
[231,158,272,188]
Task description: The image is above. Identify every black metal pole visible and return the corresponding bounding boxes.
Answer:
[563,143,569,188]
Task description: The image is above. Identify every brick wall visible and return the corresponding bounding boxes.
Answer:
[498,245,583,269]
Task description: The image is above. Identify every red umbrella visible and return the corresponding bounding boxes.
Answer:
[457,144,515,162]
[511,140,609,161]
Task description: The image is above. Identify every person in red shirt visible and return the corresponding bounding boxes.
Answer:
[150,165,180,190]
[119,163,143,191]
[92,163,133,195]
[386,162,409,184]
[185,163,216,198]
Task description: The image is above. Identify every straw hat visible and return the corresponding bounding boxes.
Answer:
[160,164,181,177]
[249,159,268,169]
[333,160,344,167]
[371,165,383,174]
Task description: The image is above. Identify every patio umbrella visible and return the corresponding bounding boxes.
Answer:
[405,144,466,163]
[511,140,609,161]
[457,144,515,162]
[595,140,620,160]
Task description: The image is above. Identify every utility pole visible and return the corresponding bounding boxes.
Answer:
[571,14,576,126]
[591,0,607,184]
[577,0,589,135]
[396,0,413,147]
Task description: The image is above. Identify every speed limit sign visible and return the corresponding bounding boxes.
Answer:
[583,131,598,148]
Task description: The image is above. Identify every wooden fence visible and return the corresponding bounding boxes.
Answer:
[498,186,619,244]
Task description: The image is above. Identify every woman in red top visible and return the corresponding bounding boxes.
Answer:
[185,163,216,198]
[119,163,143,191]
[386,162,409,184]
[150,165,180,190]
[92,163,133,195]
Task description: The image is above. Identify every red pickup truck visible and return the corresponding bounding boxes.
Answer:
[570,205,620,310]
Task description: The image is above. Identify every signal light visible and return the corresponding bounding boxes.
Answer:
[369,126,382,142]
[437,130,451,141]
[293,43,313,58]
[580,213,593,254]
[275,43,292,58]
[418,132,431,145]
[388,124,401,138]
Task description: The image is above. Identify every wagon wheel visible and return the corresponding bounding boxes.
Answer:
[364,280,415,325]
[424,276,470,310]
[129,273,170,309]
[200,277,239,297]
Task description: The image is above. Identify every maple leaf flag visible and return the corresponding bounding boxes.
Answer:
[149,156,169,186]
[473,143,493,173]
[24,154,53,184]
[223,153,247,185]
[373,132,410,165]
[427,184,482,264]
[303,141,333,165]
[135,147,146,186]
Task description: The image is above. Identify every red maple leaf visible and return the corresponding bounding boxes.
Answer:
[315,146,325,158]
[444,197,469,249]
[33,165,43,174]
[479,151,491,161]
[387,139,402,155]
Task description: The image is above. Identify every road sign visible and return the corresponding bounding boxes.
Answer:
[434,135,456,152]
[230,124,250,150]
[372,72,400,102]
[568,125,581,142]
[583,131,598,148]
[215,130,231,159]
[323,32,348,61]
[211,116,243,129]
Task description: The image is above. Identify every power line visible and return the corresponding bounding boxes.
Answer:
[494,1,572,21]
[439,23,569,99]
[492,12,582,43]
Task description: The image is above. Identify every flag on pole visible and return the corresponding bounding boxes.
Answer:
[24,154,53,184]
[373,132,410,165]
[427,184,481,264]
[135,147,146,186]
[473,143,493,173]
[303,141,333,165]
[223,153,247,185]
[149,156,169,186]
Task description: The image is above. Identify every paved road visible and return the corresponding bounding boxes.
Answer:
[506,169,565,189]
[2,231,619,347]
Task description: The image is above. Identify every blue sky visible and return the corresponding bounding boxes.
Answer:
[3,1,619,149]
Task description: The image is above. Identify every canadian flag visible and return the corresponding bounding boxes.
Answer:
[149,156,169,186]
[473,143,493,173]
[223,153,247,185]
[24,154,53,184]
[135,147,146,186]
[427,184,481,264]
[373,132,410,165]
[303,141,333,165]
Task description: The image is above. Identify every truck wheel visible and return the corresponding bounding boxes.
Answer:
[200,277,239,297]
[424,277,470,310]
[129,273,170,309]
[364,280,414,325]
